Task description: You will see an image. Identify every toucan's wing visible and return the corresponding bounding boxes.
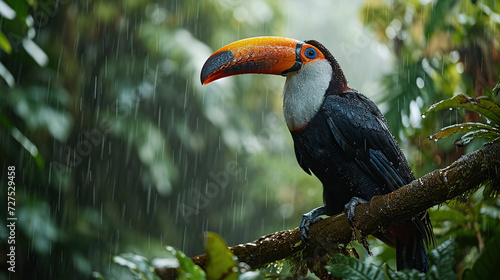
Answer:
[323,90,414,192]
[325,90,434,246]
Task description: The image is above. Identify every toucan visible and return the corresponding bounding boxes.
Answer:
[200,37,434,272]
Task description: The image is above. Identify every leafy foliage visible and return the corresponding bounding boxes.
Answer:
[0,0,48,86]
[165,246,207,280]
[424,0,457,39]
[327,254,397,280]
[326,239,456,280]
[362,0,500,173]
[423,93,500,146]
[116,233,273,280]
[204,232,239,280]
[113,253,162,280]
[463,234,500,280]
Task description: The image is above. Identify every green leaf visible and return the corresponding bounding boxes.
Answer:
[489,81,500,102]
[165,246,206,280]
[91,271,107,280]
[480,205,500,220]
[10,126,44,167]
[4,0,29,20]
[425,0,457,38]
[454,130,500,147]
[429,205,466,225]
[385,266,427,280]
[326,254,427,280]
[326,254,389,280]
[0,111,44,168]
[0,61,15,87]
[428,122,500,140]
[423,94,500,125]
[427,239,457,280]
[113,253,161,280]
[463,235,500,280]
[237,271,267,280]
[204,232,238,280]
[0,0,16,20]
[325,239,457,280]
[17,200,59,254]
[0,31,12,54]
[475,96,500,124]
[5,87,73,142]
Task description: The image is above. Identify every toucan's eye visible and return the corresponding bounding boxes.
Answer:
[304,47,317,59]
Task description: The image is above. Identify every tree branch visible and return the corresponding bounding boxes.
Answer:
[156,140,500,279]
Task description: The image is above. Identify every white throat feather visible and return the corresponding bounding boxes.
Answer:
[282,60,332,130]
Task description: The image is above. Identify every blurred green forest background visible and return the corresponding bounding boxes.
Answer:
[1,0,499,279]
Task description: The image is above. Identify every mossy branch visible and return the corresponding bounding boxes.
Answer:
[156,140,500,279]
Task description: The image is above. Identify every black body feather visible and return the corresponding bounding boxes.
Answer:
[292,89,433,272]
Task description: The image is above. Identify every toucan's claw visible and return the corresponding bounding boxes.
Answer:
[344,197,368,228]
[345,197,371,253]
[299,206,327,243]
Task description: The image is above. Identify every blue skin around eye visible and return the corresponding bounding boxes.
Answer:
[305,48,317,59]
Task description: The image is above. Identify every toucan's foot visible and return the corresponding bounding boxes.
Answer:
[299,206,327,243]
[344,197,368,226]
[345,197,371,253]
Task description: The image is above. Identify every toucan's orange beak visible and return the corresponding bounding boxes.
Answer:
[201,37,302,85]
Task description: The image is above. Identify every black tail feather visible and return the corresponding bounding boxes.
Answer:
[396,235,429,272]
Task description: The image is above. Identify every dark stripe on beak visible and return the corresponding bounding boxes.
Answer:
[281,41,304,75]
